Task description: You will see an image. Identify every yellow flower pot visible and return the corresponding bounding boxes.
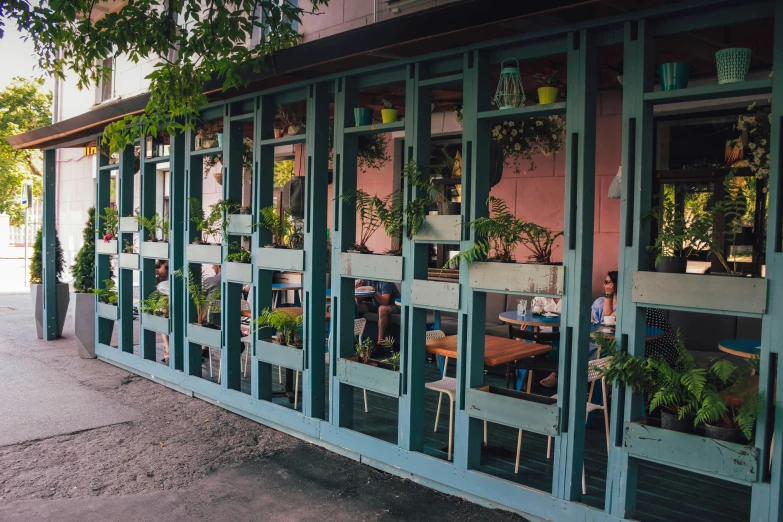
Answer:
[381,109,398,123]
[537,86,558,105]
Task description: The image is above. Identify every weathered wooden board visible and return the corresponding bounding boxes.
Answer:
[632,271,767,315]
[226,214,253,236]
[255,247,305,272]
[96,302,118,321]
[140,241,169,259]
[338,252,403,282]
[119,253,140,270]
[465,386,559,437]
[96,239,118,255]
[469,262,565,295]
[225,261,253,283]
[187,323,221,348]
[336,358,401,397]
[412,215,461,243]
[410,279,460,310]
[119,216,138,233]
[186,244,223,264]
[257,340,304,372]
[623,421,759,483]
[141,313,169,334]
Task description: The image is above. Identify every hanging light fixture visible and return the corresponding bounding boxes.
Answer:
[608,165,622,199]
[494,58,525,109]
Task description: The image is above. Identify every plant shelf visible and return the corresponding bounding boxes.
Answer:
[254,247,305,272]
[412,215,461,243]
[97,302,118,321]
[643,78,772,105]
[336,357,401,398]
[465,386,558,437]
[258,134,307,147]
[410,279,459,310]
[187,323,221,348]
[477,102,567,121]
[257,339,304,372]
[141,313,169,335]
[344,121,405,136]
[119,253,139,270]
[187,244,223,264]
[119,217,138,233]
[469,262,564,296]
[96,239,118,255]
[140,241,169,259]
[225,261,253,284]
[226,214,253,236]
[338,252,403,282]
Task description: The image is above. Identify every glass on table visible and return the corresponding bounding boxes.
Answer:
[516,299,527,318]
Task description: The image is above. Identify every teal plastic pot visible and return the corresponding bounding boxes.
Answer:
[659,62,689,91]
[217,132,224,147]
[354,107,374,126]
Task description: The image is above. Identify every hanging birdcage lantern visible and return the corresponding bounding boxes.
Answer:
[494,58,525,109]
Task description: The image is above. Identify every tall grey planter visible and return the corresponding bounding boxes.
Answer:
[73,292,96,358]
[31,283,70,339]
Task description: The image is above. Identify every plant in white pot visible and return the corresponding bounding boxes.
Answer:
[71,207,97,357]
[30,227,69,339]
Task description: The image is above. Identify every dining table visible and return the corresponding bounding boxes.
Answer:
[718,339,761,358]
[497,311,664,340]
[425,334,552,370]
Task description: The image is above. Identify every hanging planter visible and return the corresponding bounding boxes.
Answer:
[659,62,690,91]
[494,58,525,109]
[716,48,752,84]
[354,107,374,126]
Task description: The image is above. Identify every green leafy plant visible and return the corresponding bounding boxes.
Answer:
[594,335,654,394]
[93,279,118,305]
[204,137,254,171]
[647,331,705,420]
[174,266,221,325]
[30,228,65,284]
[225,241,251,263]
[123,240,136,254]
[72,207,96,293]
[380,337,399,370]
[136,212,168,242]
[212,199,241,240]
[402,160,438,240]
[256,206,303,249]
[139,290,169,317]
[336,189,402,253]
[99,206,119,238]
[189,198,237,244]
[695,357,762,439]
[533,66,564,87]
[354,337,374,364]
[327,120,391,173]
[253,308,303,347]
[382,98,395,110]
[521,223,563,263]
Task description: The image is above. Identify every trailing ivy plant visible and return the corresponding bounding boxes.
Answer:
[225,241,251,263]
[255,206,302,249]
[139,290,169,317]
[29,228,65,284]
[173,266,221,325]
[93,279,118,305]
[136,212,168,242]
[253,308,303,347]
[72,207,96,293]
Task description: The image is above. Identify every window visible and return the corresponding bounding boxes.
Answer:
[95,57,115,105]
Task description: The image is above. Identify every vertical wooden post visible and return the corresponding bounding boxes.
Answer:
[399,62,431,452]
[117,144,135,354]
[605,20,654,518]
[95,141,113,347]
[330,76,359,428]
[751,3,783,519]
[169,130,186,371]
[184,131,204,376]
[41,149,57,340]
[139,139,157,361]
[454,50,490,470]
[221,105,243,391]
[253,96,275,401]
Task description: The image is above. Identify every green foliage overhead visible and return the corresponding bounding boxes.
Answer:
[0,77,51,226]
[1,1,328,152]
[29,227,65,284]
[72,207,96,293]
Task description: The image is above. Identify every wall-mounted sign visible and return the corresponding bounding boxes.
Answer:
[84,146,97,156]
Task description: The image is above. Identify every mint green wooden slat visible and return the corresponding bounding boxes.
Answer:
[418,73,463,88]
[95,138,114,347]
[477,102,567,121]
[258,134,307,147]
[139,138,158,360]
[336,358,401,398]
[169,131,186,371]
[643,79,772,105]
[343,121,405,136]
[96,302,118,320]
[337,252,403,282]
[184,131,206,377]
[41,149,57,340]
[224,262,252,284]
[464,387,558,437]
[117,144,135,354]
[140,313,169,335]
[257,340,304,372]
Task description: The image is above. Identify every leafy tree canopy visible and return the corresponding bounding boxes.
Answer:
[0,0,328,152]
[0,77,51,225]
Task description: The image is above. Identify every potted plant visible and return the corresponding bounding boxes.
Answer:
[225,240,253,283]
[336,337,401,397]
[716,48,752,84]
[447,197,528,266]
[254,307,304,348]
[402,160,439,240]
[195,119,222,150]
[138,289,169,334]
[659,62,690,91]
[187,198,229,264]
[696,358,762,442]
[96,206,119,254]
[277,104,305,136]
[93,278,119,321]
[254,206,305,271]
[520,222,563,264]
[29,228,69,339]
[137,211,170,259]
[533,66,563,105]
[204,137,253,185]
[175,266,222,346]
[354,106,374,126]
[336,189,401,254]
[72,207,97,357]
[381,98,398,123]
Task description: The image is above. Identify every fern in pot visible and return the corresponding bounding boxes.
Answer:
[696,357,762,442]
[254,308,303,348]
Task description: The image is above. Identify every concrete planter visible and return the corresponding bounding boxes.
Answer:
[465,386,558,437]
[186,243,223,264]
[31,283,70,339]
[412,215,461,243]
[97,302,118,321]
[469,261,565,296]
[96,239,118,255]
[119,216,139,233]
[338,252,403,282]
[119,253,140,270]
[187,323,221,348]
[72,292,96,358]
[225,261,253,284]
[140,241,169,259]
[255,247,304,272]
[336,357,401,397]
[257,339,304,371]
[141,313,169,335]
[226,214,253,236]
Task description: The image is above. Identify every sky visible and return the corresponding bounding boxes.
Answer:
[0,22,54,91]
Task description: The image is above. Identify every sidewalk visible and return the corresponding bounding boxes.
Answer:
[0,294,529,522]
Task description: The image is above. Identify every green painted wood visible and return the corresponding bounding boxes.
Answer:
[119,253,140,270]
[187,323,221,348]
[169,131,186,372]
[632,272,768,315]
[224,261,253,283]
[97,302,119,321]
[117,144,135,354]
[258,134,306,147]
[336,358,401,398]
[469,262,565,295]
[96,240,118,255]
[412,215,461,243]
[119,216,138,232]
[477,102,567,122]
[139,140,160,362]
[188,145,222,157]
[140,313,169,335]
[642,78,772,105]
[257,340,304,372]
[41,149,57,340]
[186,244,223,264]
[140,240,169,259]
[465,386,558,437]
[338,252,403,282]
[254,246,304,271]
[410,280,460,310]
[343,121,405,136]
[419,73,464,88]
[623,421,759,483]
[225,214,253,236]
[606,20,655,519]
[94,140,114,348]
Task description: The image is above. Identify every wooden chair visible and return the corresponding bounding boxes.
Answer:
[424,330,457,460]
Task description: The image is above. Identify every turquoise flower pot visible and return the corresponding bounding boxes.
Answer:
[217,132,224,147]
[659,62,690,91]
[354,108,374,126]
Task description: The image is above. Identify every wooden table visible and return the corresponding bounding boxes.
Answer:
[425,335,551,367]
[718,339,761,358]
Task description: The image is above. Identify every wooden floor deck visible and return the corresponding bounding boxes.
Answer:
[124,334,751,522]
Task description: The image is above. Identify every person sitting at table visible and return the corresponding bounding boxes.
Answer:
[355,278,400,347]
[155,260,170,363]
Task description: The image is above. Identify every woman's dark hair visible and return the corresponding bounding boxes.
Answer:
[608,270,619,288]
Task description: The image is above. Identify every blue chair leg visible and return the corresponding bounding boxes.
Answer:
[515,369,527,391]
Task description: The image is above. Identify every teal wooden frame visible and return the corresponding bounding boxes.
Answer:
[34,2,781,520]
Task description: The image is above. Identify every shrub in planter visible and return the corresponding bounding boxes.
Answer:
[189,198,239,244]
[255,206,303,249]
[335,188,402,254]
[136,212,168,242]
[253,308,303,347]
[30,227,69,339]
[72,208,98,357]
[139,289,169,317]
[174,266,221,326]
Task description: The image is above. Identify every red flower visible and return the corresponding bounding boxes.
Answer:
[104,234,113,243]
